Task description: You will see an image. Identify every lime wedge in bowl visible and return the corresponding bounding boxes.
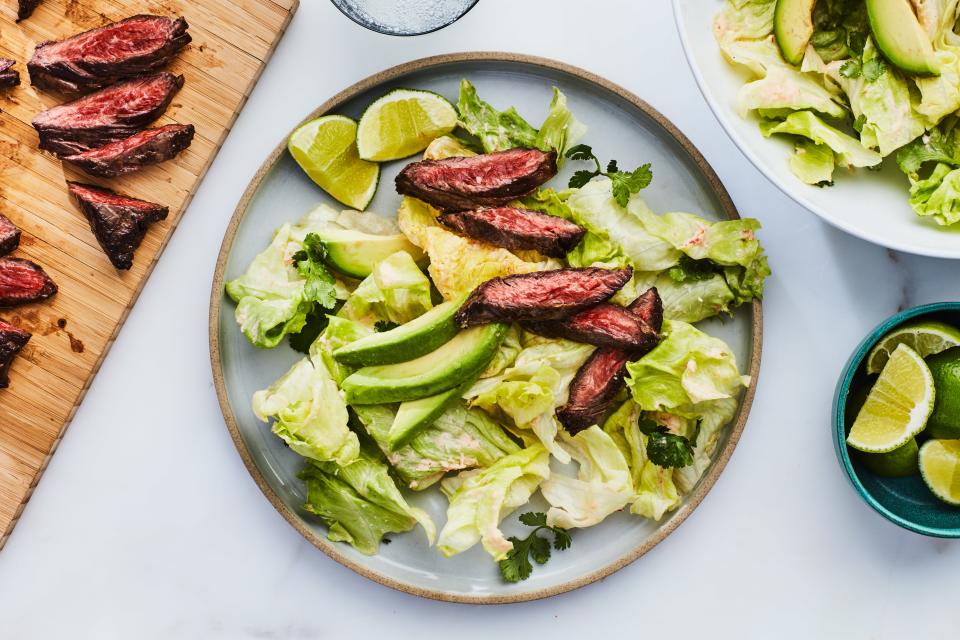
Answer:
[288,115,379,210]
[919,439,960,506]
[857,438,920,477]
[357,89,458,161]
[866,321,960,375]
[847,344,935,453]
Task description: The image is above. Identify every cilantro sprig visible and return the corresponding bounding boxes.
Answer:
[638,418,696,469]
[293,233,338,308]
[565,144,653,207]
[499,512,572,583]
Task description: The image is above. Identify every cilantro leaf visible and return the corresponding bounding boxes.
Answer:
[637,417,662,435]
[569,169,598,189]
[647,432,695,468]
[565,144,597,163]
[288,307,330,354]
[498,512,572,583]
[293,233,337,309]
[606,158,620,173]
[862,57,885,82]
[839,59,861,78]
[566,146,653,201]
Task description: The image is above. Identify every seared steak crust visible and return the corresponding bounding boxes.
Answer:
[29,15,191,96]
[0,319,31,388]
[524,302,659,350]
[438,207,585,258]
[32,72,184,157]
[64,124,195,177]
[68,182,169,270]
[0,59,20,89]
[557,288,664,434]
[455,267,632,327]
[17,0,41,22]
[0,258,58,308]
[0,214,21,257]
[396,148,557,211]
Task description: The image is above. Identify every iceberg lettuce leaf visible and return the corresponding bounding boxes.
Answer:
[337,250,434,327]
[908,162,960,225]
[761,110,882,168]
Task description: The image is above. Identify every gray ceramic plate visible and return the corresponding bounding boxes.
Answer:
[210,53,763,603]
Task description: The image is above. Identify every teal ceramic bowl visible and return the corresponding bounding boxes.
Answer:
[833,302,960,537]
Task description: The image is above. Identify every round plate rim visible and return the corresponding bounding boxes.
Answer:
[671,0,960,260]
[328,0,480,37]
[208,51,764,604]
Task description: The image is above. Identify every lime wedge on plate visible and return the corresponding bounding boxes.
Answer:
[866,320,960,375]
[919,439,960,505]
[288,115,379,210]
[847,344,935,453]
[357,89,458,161]
[858,438,919,477]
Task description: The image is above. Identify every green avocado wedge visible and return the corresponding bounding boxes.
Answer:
[866,0,939,76]
[387,386,466,451]
[342,323,507,404]
[317,228,426,279]
[774,0,816,66]
[333,296,466,367]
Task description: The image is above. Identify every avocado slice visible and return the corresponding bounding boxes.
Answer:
[317,228,426,279]
[774,0,816,66]
[342,323,507,404]
[866,0,939,76]
[387,386,464,451]
[332,296,465,367]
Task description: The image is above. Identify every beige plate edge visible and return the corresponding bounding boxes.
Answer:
[208,51,764,605]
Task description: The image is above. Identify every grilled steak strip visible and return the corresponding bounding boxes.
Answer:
[0,319,31,389]
[29,15,191,96]
[67,182,169,270]
[396,148,557,211]
[557,288,663,434]
[32,72,184,157]
[455,267,632,327]
[63,124,195,178]
[524,302,659,350]
[0,59,20,89]
[0,214,21,257]
[0,258,58,308]
[16,0,41,22]
[438,207,585,258]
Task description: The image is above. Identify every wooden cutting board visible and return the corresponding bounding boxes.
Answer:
[0,0,298,548]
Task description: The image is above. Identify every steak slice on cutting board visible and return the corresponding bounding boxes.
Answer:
[455,267,632,327]
[438,207,585,258]
[0,319,31,389]
[0,214,21,257]
[68,182,169,270]
[396,148,558,211]
[524,302,659,350]
[0,59,20,89]
[0,258,58,308]
[557,288,664,434]
[16,0,41,22]
[63,124,195,178]
[29,15,191,96]
[32,72,184,157]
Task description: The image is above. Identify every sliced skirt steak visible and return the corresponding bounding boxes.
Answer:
[0,258,58,308]
[32,72,184,157]
[0,319,31,388]
[0,214,21,257]
[29,15,191,96]
[0,59,20,89]
[524,302,659,350]
[438,206,585,258]
[396,148,557,211]
[63,124,195,178]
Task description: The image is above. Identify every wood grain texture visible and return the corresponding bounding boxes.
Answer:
[0,0,298,548]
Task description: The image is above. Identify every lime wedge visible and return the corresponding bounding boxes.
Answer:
[926,348,960,439]
[866,320,960,375]
[858,438,919,477]
[919,439,960,505]
[356,89,458,161]
[288,115,379,211]
[847,344,935,453]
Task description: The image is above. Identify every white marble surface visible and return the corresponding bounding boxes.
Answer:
[1,1,958,637]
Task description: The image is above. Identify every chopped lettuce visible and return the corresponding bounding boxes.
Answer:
[300,445,435,555]
[465,335,595,463]
[337,250,434,327]
[626,319,748,415]
[908,162,960,225]
[912,1,960,122]
[436,444,550,559]
[632,460,682,521]
[308,316,373,384]
[456,80,586,163]
[423,135,478,161]
[252,357,359,465]
[353,403,520,490]
[673,397,739,493]
[790,138,836,185]
[542,426,635,529]
[654,271,736,323]
[761,110,882,169]
[713,0,776,55]
[896,119,960,179]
